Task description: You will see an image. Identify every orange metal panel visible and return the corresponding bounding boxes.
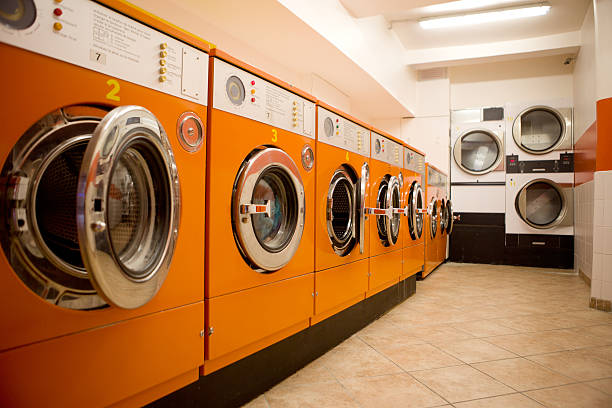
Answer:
[596,97,612,172]
[402,243,424,279]
[0,44,205,352]
[0,303,204,408]
[205,108,315,297]
[367,249,402,296]
[313,259,368,323]
[111,370,198,408]
[211,49,315,102]
[205,274,314,369]
[315,142,370,270]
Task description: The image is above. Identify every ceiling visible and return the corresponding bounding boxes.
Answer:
[340,0,590,49]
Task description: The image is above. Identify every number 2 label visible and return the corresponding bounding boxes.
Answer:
[106,79,120,101]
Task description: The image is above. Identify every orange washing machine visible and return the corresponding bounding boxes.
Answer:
[437,172,454,266]
[314,102,370,323]
[423,164,447,278]
[401,144,426,280]
[0,1,209,406]
[205,49,316,374]
[367,129,404,296]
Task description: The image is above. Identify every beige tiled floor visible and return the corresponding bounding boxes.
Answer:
[243,263,612,408]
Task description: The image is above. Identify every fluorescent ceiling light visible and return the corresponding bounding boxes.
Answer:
[419,3,551,29]
[423,0,521,14]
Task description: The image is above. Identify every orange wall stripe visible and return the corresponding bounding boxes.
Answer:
[574,121,597,186]
[596,97,612,172]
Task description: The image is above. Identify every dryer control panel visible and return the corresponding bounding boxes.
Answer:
[0,0,208,105]
[212,58,315,138]
[405,147,425,175]
[506,153,574,174]
[316,107,370,155]
[371,132,402,167]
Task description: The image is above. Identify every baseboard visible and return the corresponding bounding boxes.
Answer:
[147,275,417,408]
[579,269,592,286]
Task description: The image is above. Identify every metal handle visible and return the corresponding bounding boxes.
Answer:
[393,207,406,215]
[453,214,461,221]
[240,201,271,218]
[416,208,428,214]
[366,207,391,217]
[532,241,546,246]
[359,162,369,254]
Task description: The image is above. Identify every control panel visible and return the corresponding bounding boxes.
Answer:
[213,58,315,138]
[0,0,208,105]
[316,107,370,155]
[427,167,446,189]
[371,132,402,166]
[506,153,574,174]
[405,147,425,175]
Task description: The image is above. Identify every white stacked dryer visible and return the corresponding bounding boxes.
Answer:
[450,106,506,213]
[504,99,574,269]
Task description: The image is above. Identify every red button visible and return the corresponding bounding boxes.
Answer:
[251,97,255,102]
[251,80,255,85]
[53,8,63,16]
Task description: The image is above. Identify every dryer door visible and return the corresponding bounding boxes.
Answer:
[408,181,424,240]
[326,166,356,256]
[233,147,305,272]
[515,179,571,229]
[453,129,503,175]
[77,106,180,309]
[386,176,402,246]
[513,106,570,154]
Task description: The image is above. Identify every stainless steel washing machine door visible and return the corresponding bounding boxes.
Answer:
[232,147,305,272]
[512,106,572,154]
[408,181,424,240]
[375,175,401,247]
[515,179,573,229]
[357,162,369,254]
[326,166,356,256]
[77,106,180,309]
[445,200,454,234]
[439,199,447,234]
[429,198,438,239]
[1,105,180,310]
[453,129,503,174]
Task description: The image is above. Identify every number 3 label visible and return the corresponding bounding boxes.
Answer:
[106,79,120,101]
[271,129,278,143]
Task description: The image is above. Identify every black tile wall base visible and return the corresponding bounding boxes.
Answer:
[449,212,506,265]
[504,234,574,269]
[148,275,417,408]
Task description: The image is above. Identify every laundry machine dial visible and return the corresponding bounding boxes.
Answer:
[226,75,245,106]
[374,139,381,154]
[324,117,334,138]
[0,0,36,29]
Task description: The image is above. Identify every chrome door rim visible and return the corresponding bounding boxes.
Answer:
[453,128,503,175]
[358,162,369,253]
[0,107,107,309]
[233,147,305,271]
[409,181,424,240]
[77,106,180,309]
[386,176,401,246]
[440,199,447,233]
[446,200,454,234]
[326,167,356,256]
[515,178,567,229]
[513,105,567,154]
[429,198,437,239]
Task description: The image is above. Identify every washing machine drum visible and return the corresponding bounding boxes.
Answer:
[515,179,571,229]
[513,106,570,154]
[453,129,503,175]
[0,105,181,310]
[376,175,401,247]
[232,147,305,272]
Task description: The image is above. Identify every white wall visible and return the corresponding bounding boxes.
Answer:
[574,3,597,142]
[594,0,612,101]
[449,56,574,110]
